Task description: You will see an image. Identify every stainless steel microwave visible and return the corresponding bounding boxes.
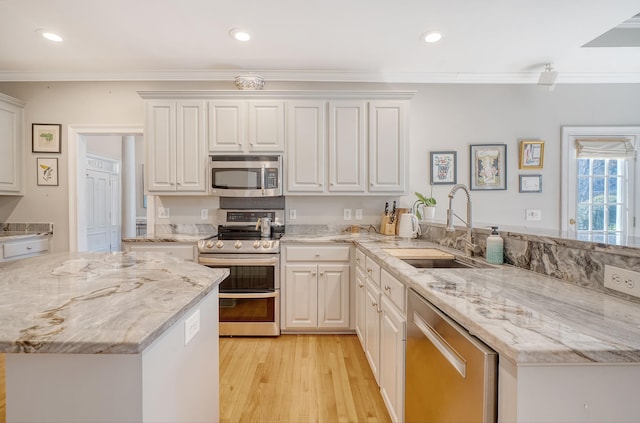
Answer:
[209,155,283,197]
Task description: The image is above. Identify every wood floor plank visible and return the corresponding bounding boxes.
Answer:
[219,334,391,423]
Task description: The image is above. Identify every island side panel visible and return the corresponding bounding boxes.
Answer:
[5,286,220,423]
[142,285,220,422]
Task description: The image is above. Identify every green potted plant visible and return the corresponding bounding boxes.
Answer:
[413,188,437,220]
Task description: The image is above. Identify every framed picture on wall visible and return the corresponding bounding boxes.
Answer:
[519,140,544,169]
[519,174,542,193]
[430,151,457,185]
[469,144,507,190]
[36,157,58,186]
[32,123,62,153]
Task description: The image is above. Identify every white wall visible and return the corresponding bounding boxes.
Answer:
[0,81,638,251]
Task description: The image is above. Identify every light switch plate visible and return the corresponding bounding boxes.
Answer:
[525,209,541,221]
[344,209,352,220]
[355,209,363,220]
[289,209,297,220]
[200,208,208,220]
[184,309,200,345]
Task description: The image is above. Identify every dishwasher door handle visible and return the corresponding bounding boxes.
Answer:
[413,311,466,378]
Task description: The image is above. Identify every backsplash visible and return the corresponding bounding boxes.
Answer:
[419,222,640,303]
[0,222,53,234]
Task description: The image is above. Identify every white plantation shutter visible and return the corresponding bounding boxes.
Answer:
[575,137,636,159]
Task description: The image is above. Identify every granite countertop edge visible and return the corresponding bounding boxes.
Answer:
[282,232,640,365]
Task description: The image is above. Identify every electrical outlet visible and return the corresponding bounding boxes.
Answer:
[200,208,208,220]
[289,209,297,220]
[344,208,352,220]
[184,309,200,346]
[525,209,541,221]
[158,207,170,218]
[355,209,363,220]
[604,265,640,299]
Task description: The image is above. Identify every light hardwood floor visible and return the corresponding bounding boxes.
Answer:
[0,335,389,423]
[220,334,391,423]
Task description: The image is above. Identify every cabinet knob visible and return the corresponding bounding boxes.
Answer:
[367,268,372,273]
[312,272,317,276]
[320,271,324,276]
[315,252,320,257]
[377,308,382,314]
[358,282,364,288]
[371,301,377,307]
[384,285,391,291]
[26,246,33,250]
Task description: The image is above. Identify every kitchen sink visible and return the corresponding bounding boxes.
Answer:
[400,258,477,269]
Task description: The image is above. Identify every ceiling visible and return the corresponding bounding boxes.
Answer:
[1,0,639,83]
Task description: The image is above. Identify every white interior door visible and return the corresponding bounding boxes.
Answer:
[85,155,121,252]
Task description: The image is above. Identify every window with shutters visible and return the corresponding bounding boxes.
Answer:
[561,127,639,243]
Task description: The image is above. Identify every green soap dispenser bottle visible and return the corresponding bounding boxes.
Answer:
[486,226,504,264]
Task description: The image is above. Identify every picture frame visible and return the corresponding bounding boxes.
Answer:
[469,144,507,190]
[36,157,59,186]
[519,140,544,169]
[430,151,457,185]
[519,174,542,193]
[32,123,62,153]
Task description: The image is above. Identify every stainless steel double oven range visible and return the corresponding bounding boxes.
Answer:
[198,208,284,336]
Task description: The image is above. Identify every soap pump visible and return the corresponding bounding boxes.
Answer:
[486,226,504,264]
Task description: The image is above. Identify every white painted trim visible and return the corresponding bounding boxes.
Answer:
[561,126,640,237]
[3,70,640,84]
[67,125,143,252]
[138,90,417,100]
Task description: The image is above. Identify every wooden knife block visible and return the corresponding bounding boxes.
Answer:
[380,215,396,235]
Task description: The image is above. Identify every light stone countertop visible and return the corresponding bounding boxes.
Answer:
[0,232,51,242]
[0,251,228,354]
[282,232,640,365]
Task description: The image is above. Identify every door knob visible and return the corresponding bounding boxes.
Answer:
[569,218,576,225]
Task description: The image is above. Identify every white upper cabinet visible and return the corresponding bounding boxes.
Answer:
[0,93,25,195]
[368,100,408,193]
[286,100,326,192]
[328,101,366,192]
[146,100,207,194]
[208,100,284,153]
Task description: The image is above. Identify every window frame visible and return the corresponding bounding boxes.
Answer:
[561,126,639,239]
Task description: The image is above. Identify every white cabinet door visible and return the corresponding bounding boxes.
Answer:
[284,264,318,328]
[286,100,326,192]
[146,100,206,194]
[176,100,206,191]
[0,94,23,194]
[146,100,176,192]
[380,295,406,423]
[328,100,366,192]
[355,266,367,348]
[317,263,350,329]
[365,278,381,384]
[248,100,284,152]
[207,100,246,152]
[368,100,407,193]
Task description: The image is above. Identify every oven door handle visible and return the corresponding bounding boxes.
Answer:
[199,256,279,266]
[220,292,278,299]
[261,165,266,196]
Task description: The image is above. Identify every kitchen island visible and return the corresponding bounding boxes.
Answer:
[0,251,228,423]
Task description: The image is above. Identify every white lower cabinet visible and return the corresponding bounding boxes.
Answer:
[356,247,406,423]
[1,236,51,262]
[283,244,351,331]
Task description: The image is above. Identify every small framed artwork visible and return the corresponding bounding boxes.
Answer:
[469,144,507,190]
[37,157,59,186]
[519,140,544,169]
[519,174,542,193]
[32,123,62,153]
[430,151,457,185]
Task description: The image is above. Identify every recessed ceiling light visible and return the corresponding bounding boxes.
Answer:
[229,28,251,42]
[422,31,442,43]
[36,29,63,42]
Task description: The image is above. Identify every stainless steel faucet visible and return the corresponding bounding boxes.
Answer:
[446,184,477,255]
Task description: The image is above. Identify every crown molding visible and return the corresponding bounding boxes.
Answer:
[1,69,640,84]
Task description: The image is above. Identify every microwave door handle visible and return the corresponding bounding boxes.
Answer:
[261,165,266,196]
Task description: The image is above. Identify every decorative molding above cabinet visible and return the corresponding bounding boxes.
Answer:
[139,90,414,197]
[0,92,26,196]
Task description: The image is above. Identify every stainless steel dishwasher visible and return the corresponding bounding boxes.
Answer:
[405,288,497,423]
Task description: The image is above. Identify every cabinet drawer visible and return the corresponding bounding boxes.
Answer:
[125,244,196,261]
[381,269,406,312]
[355,248,366,270]
[365,256,381,286]
[3,237,49,260]
[285,245,350,262]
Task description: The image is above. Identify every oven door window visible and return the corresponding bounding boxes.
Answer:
[211,168,261,190]
[218,264,275,292]
[220,296,275,323]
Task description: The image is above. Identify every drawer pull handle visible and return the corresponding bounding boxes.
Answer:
[384,285,391,291]
[26,246,33,250]
[315,253,320,257]
[371,301,377,307]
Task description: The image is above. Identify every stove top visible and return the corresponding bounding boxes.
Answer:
[198,209,285,254]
